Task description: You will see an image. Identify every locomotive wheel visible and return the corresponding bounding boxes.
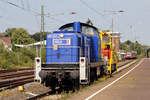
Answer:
[62,78,74,93]
[45,77,57,92]
[89,68,98,83]
[109,73,112,77]
[72,78,80,92]
[114,64,117,71]
[75,78,80,90]
[95,68,98,80]
[109,64,113,77]
[110,64,117,77]
[100,66,104,77]
[51,86,56,92]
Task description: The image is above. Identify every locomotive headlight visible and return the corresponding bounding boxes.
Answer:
[59,33,64,38]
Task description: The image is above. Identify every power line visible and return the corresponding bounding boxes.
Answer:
[26,0,30,11]
[45,12,77,23]
[0,0,39,15]
[0,0,39,33]
[21,0,24,9]
[2,0,67,33]
[79,0,111,27]
[35,12,66,24]
[46,15,66,23]
[79,0,104,16]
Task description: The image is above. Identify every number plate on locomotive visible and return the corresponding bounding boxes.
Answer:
[53,39,71,45]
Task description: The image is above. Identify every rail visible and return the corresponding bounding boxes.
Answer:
[0,68,34,91]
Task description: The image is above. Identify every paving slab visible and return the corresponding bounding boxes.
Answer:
[88,58,150,100]
[68,58,149,100]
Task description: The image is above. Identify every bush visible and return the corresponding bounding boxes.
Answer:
[0,44,36,69]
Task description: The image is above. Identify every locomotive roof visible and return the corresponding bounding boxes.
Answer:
[59,22,99,32]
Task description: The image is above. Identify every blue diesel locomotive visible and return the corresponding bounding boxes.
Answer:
[37,22,104,90]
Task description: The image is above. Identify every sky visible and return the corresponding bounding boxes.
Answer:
[0,0,150,45]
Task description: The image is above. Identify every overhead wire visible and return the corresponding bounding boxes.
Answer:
[79,0,111,27]
[21,0,24,9]
[26,0,30,11]
[0,0,39,15]
[45,13,67,23]
[47,16,66,23]
[1,0,110,32]
[0,0,40,33]
[79,0,104,16]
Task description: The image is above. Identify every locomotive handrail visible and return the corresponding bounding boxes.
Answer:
[45,46,81,48]
[40,45,91,63]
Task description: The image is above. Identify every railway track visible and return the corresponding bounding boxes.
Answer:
[0,59,137,100]
[0,68,33,74]
[26,59,137,100]
[0,60,134,93]
[0,68,34,91]
[118,59,134,68]
[26,88,60,100]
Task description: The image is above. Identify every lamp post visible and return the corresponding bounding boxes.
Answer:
[111,10,124,34]
[38,10,77,59]
[104,10,124,33]
[104,10,124,52]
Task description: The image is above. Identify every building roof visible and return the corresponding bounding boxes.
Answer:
[107,32,120,37]
[0,35,11,45]
[107,32,120,34]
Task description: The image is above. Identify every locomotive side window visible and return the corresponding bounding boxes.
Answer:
[81,25,100,37]
[81,26,94,36]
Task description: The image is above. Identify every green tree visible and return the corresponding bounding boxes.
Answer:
[120,43,127,50]
[0,44,36,69]
[5,28,16,37]
[31,32,40,41]
[31,32,50,42]
[120,40,147,57]
[86,18,93,26]
[125,40,132,46]
[11,28,35,45]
